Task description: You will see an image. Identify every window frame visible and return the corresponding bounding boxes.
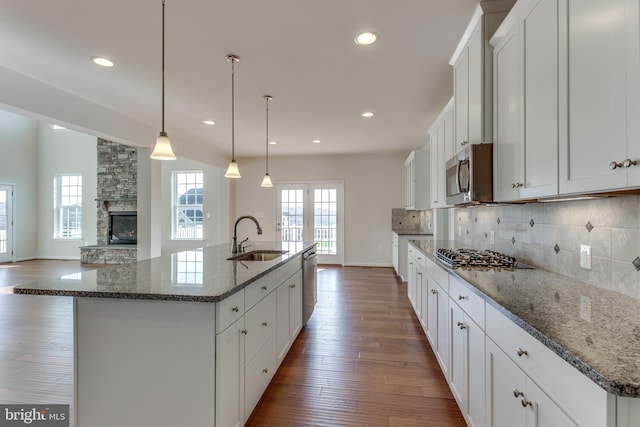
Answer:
[53,174,83,240]
[171,170,204,240]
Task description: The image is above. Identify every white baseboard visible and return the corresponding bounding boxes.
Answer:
[14,256,36,262]
[35,255,81,261]
[340,262,393,268]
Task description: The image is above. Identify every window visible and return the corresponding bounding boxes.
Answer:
[172,171,203,239]
[54,174,82,239]
[313,188,337,255]
[172,250,204,286]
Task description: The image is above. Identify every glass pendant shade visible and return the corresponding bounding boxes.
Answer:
[150,132,176,160]
[261,173,273,187]
[149,0,176,161]
[225,160,241,178]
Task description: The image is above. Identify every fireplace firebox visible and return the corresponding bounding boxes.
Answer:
[109,211,137,245]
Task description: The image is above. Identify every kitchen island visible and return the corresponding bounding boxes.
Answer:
[14,241,315,427]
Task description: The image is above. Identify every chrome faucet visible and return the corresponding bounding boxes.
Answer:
[232,215,263,253]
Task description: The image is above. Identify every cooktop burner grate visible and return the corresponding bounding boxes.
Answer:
[436,248,519,269]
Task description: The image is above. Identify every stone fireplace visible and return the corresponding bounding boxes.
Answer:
[109,211,137,244]
[80,139,138,264]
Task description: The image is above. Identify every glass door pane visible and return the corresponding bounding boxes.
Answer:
[278,186,306,243]
[313,188,337,255]
[0,185,13,262]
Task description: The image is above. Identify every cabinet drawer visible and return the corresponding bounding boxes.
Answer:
[407,243,416,259]
[486,304,610,427]
[414,249,427,270]
[245,271,277,310]
[276,255,301,284]
[215,289,245,333]
[449,274,485,329]
[244,334,277,420]
[245,291,277,364]
[426,258,448,292]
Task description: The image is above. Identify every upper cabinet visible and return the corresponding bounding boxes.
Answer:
[404,149,429,210]
[559,0,640,194]
[428,98,454,209]
[451,1,515,151]
[491,0,559,201]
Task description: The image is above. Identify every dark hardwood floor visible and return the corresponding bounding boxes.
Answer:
[246,266,465,427]
[0,261,465,427]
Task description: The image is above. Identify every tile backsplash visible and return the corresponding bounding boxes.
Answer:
[392,208,433,233]
[453,196,640,299]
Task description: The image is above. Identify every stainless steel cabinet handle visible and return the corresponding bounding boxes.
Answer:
[431,289,438,295]
[513,389,524,398]
[262,368,268,374]
[460,141,468,146]
[261,286,268,291]
[511,182,523,189]
[290,284,296,288]
[241,329,248,335]
[262,322,268,327]
[610,161,623,170]
[624,159,638,168]
[232,306,239,312]
[521,399,532,408]
[457,321,467,330]
[517,347,528,357]
[458,295,468,300]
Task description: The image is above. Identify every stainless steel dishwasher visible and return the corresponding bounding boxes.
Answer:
[302,246,317,325]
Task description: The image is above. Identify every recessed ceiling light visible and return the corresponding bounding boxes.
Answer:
[313,139,321,144]
[91,56,114,67]
[355,32,378,46]
[269,141,277,145]
[362,112,374,118]
[203,120,215,125]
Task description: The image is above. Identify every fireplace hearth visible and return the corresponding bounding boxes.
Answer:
[109,211,137,245]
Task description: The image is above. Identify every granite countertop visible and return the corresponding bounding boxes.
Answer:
[392,228,433,236]
[14,241,316,303]
[409,239,640,398]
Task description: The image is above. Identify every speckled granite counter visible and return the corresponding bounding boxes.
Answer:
[392,228,432,235]
[410,239,640,398]
[13,241,315,302]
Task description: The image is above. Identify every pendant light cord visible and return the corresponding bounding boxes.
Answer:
[231,57,235,161]
[161,0,166,133]
[265,96,269,173]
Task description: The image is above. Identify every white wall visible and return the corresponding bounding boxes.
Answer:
[36,122,97,259]
[161,158,231,255]
[233,152,406,266]
[0,109,38,260]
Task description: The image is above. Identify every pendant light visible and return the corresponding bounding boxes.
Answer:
[261,95,274,187]
[224,54,241,178]
[150,0,177,160]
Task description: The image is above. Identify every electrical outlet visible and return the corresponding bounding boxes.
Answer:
[490,231,495,245]
[580,244,592,270]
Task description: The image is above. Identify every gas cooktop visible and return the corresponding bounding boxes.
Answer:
[436,248,532,270]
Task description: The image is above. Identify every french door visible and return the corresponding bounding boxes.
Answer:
[0,184,14,263]
[276,182,344,265]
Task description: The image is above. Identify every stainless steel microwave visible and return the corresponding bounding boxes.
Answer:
[445,143,493,206]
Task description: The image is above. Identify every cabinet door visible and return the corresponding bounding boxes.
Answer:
[455,47,470,147]
[444,103,457,161]
[520,0,559,199]
[407,259,415,306]
[526,380,578,427]
[405,154,415,209]
[626,0,640,187]
[493,24,522,202]
[430,127,442,208]
[276,282,291,365]
[486,339,527,427]
[468,24,483,145]
[426,277,439,347]
[216,317,245,427]
[414,265,423,320]
[450,302,466,408]
[288,272,303,341]
[420,269,429,333]
[467,315,485,427]
[245,291,277,364]
[559,0,628,193]
[436,284,450,377]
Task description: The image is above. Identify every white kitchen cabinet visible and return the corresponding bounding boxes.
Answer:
[396,234,429,282]
[392,232,399,274]
[404,149,429,210]
[428,98,454,208]
[486,338,577,427]
[450,298,485,427]
[216,316,245,427]
[276,271,303,365]
[451,1,514,150]
[425,273,449,376]
[558,0,639,194]
[245,291,277,364]
[491,0,559,202]
[245,334,277,419]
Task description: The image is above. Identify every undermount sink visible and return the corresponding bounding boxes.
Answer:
[227,250,289,262]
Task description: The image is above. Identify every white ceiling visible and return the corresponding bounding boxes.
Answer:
[0,0,478,158]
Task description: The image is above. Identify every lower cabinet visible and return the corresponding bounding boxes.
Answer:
[449,298,485,427]
[216,317,245,427]
[425,275,449,377]
[215,261,304,426]
[486,338,577,427]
